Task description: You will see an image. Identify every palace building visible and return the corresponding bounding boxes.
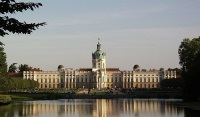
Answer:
[23,40,176,89]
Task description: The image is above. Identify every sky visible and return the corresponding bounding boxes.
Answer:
[2,0,200,71]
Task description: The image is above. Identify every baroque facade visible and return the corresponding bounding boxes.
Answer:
[23,41,176,89]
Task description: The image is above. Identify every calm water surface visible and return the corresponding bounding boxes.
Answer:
[0,99,200,117]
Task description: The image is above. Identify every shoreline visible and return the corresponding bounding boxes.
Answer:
[7,91,183,100]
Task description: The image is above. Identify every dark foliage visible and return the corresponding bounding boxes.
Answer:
[18,64,32,72]
[160,78,184,88]
[0,0,46,36]
[178,37,200,101]
[0,41,7,91]
[8,63,17,72]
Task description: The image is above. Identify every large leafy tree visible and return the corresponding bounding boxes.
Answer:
[18,64,32,72]
[0,0,45,91]
[8,63,17,72]
[0,0,46,37]
[178,37,200,101]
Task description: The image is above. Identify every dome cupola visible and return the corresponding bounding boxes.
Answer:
[58,65,65,72]
[92,38,106,59]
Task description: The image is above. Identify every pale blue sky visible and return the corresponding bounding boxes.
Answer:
[2,0,200,71]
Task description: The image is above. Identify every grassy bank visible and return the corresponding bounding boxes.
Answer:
[7,89,183,100]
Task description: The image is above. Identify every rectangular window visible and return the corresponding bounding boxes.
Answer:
[152,84,154,88]
[140,84,142,88]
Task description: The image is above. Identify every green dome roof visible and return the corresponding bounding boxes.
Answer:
[92,40,106,59]
[58,65,64,69]
[92,50,106,59]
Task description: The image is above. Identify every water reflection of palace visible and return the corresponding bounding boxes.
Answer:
[19,99,183,117]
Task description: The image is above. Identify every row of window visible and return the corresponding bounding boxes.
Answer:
[24,73,175,77]
[135,78,159,83]
[135,84,159,88]
[37,78,124,83]
[135,74,159,76]
[36,77,160,83]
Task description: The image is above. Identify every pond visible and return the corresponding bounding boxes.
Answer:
[0,99,200,117]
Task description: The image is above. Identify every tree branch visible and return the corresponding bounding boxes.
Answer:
[0,16,46,36]
[0,0,42,14]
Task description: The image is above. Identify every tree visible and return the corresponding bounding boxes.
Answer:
[160,78,184,89]
[8,63,17,72]
[0,0,46,37]
[178,36,200,101]
[8,78,39,90]
[0,41,8,91]
[18,64,32,72]
[0,41,7,78]
[159,68,164,71]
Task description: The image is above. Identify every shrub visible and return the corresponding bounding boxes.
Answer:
[0,95,12,104]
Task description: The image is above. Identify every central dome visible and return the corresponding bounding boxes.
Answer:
[92,50,106,59]
[92,40,106,59]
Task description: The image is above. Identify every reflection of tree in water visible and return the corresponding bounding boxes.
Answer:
[185,108,200,117]
[0,104,23,117]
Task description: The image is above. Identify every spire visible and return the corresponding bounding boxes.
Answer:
[98,38,100,44]
[97,38,101,50]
